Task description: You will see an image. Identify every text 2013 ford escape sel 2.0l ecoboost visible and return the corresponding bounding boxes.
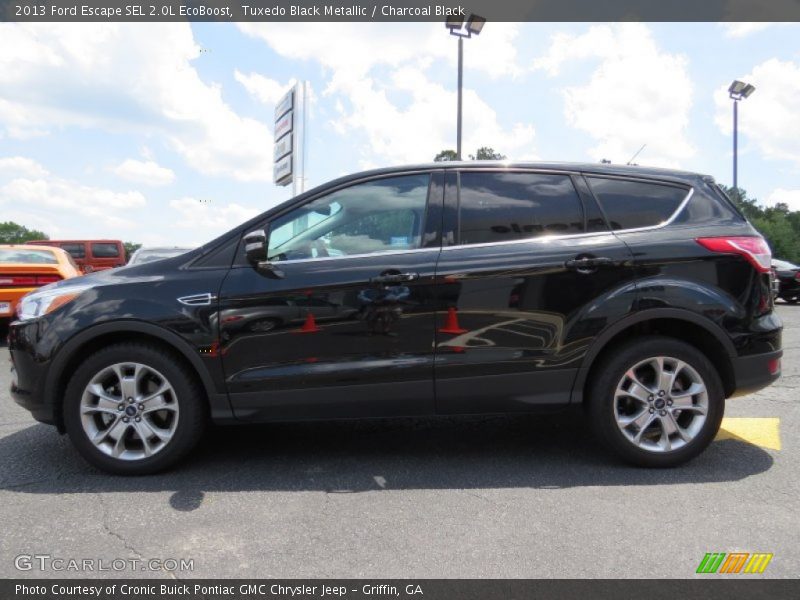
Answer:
[8,162,782,474]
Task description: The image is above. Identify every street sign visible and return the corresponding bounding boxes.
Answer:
[274,154,292,186]
[274,133,292,161]
[273,82,306,192]
[274,111,293,141]
[275,89,293,121]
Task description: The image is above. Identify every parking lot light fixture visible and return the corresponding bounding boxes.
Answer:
[728,80,756,191]
[446,14,486,160]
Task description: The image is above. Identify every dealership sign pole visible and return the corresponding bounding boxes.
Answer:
[273,81,307,196]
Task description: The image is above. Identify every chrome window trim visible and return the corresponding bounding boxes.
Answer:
[264,188,694,263]
[244,171,694,266]
[439,230,621,253]
[583,177,694,235]
[269,246,442,266]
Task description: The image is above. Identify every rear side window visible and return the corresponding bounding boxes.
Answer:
[60,243,85,259]
[91,243,121,258]
[587,177,688,230]
[458,172,584,245]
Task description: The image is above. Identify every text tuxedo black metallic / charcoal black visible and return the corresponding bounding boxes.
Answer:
[8,162,782,473]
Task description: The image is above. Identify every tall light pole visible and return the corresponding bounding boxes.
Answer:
[446,14,486,160]
[728,80,755,192]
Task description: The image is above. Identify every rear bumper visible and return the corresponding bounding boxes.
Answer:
[730,349,783,398]
[0,287,35,318]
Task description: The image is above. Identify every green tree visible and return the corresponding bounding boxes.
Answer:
[124,242,142,262]
[433,147,507,161]
[469,147,506,160]
[719,185,800,263]
[433,149,458,162]
[0,221,48,244]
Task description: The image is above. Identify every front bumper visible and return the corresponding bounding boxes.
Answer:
[7,320,59,427]
[730,349,783,398]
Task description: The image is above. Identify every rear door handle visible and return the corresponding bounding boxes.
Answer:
[370,272,419,284]
[564,257,615,270]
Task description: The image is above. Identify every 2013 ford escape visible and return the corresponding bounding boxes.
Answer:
[8,162,782,474]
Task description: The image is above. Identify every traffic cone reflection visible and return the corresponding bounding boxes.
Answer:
[438,307,467,334]
[295,312,321,333]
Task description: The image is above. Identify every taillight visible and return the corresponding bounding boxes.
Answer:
[36,275,62,285]
[696,236,772,273]
[0,274,62,287]
[0,276,36,286]
[795,272,800,281]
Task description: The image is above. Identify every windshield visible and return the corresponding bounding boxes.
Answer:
[773,259,798,270]
[0,249,58,264]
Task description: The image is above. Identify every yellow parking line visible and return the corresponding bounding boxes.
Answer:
[716,417,781,450]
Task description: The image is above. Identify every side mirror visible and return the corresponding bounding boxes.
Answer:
[244,229,285,279]
[244,229,267,263]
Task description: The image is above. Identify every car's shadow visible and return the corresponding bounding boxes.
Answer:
[0,410,774,511]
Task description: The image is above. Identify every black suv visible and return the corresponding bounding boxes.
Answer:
[8,163,782,474]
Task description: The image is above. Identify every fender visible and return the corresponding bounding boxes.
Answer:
[569,307,736,404]
[44,319,235,424]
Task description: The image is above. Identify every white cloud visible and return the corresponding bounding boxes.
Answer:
[714,58,800,167]
[237,23,523,87]
[329,66,536,164]
[533,23,695,167]
[0,156,48,178]
[235,70,294,106]
[238,23,534,164]
[111,158,175,186]
[0,23,273,182]
[0,157,146,236]
[766,188,800,212]
[721,23,776,38]
[169,197,260,231]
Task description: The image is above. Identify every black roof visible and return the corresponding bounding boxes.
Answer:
[345,161,711,187]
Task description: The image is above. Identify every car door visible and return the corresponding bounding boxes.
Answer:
[218,171,444,421]
[433,169,638,414]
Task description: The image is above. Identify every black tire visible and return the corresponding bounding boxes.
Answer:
[587,336,725,467]
[63,343,207,475]
[784,297,798,304]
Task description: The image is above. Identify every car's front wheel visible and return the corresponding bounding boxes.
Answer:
[588,336,724,467]
[64,343,206,475]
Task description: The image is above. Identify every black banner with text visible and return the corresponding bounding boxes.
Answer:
[2,0,800,22]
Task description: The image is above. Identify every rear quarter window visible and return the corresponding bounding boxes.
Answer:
[587,177,688,230]
[91,243,121,258]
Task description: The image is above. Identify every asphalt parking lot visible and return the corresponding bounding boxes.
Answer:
[0,305,797,579]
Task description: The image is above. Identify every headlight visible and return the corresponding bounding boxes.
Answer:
[16,284,95,321]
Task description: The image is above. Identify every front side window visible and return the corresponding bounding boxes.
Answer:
[458,172,585,245]
[587,177,688,230]
[267,174,430,261]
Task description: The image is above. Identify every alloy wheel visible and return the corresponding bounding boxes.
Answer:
[79,362,179,460]
[613,356,708,453]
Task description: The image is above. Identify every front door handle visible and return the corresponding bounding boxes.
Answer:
[564,256,615,270]
[370,272,419,284]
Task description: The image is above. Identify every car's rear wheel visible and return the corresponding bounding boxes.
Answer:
[64,343,206,475]
[588,336,724,467]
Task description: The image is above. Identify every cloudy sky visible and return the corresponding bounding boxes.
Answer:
[1,21,798,246]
